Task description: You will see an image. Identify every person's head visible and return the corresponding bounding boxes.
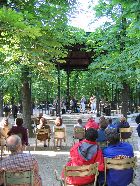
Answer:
[39,113,43,119]
[108,118,112,124]
[85,128,98,142]
[6,135,22,153]
[120,116,126,122]
[77,118,82,125]
[100,120,108,130]
[16,118,23,126]
[40,117,47,125]
[55,117,63,126]
[99,116,105,122]
[105,128,120,145]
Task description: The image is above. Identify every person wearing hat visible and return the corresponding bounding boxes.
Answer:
[103,128,134,186]
[61,128,104,185]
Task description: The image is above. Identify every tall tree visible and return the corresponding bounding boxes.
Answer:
[86,0,140,117]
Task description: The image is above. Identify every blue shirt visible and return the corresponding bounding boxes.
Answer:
[103,142,134,186]
[96,129,107,142]
[136,125,140,137]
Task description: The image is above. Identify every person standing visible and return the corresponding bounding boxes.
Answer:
[12,104,18,121]
[80,96,86,113]
[0,135,42,186]
[3,104,11,117]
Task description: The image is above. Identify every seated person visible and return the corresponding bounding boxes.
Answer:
[74,118,83,128]
[0,117,11,138]
[103,129,134,186]
[0,126,7,154]
[117,116,131,139]
[84,116,99,130]
[61,128,104,185]
[0,135,42,186]
[37,117,51,147]
[136,114,140,136]
[96,120,108,149]
[53,117,66,147]
[74,118,85,142]
[36,113,43,125]
[7,118,28,149]
[106,118,117,129]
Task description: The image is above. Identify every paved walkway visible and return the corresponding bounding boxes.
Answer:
[4,113,140,186]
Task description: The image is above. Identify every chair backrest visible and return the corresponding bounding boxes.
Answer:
[36,128,50,141]
[119,127,132,140]
[54,128,65,139]
[73,127,85,139]
[104,156,137,185]
[3,169,34,186]
[119,127,132,133]
[64,163,99,186]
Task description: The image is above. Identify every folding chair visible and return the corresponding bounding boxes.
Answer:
[119,127,132,142]
[73,127,85,144]
[3,169,34,186]
[53,128,66,147]
[104,156,137,186]
[35,128,50,148]
[55,163,99,186]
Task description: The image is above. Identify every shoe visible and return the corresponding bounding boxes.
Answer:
[44,144,47,147]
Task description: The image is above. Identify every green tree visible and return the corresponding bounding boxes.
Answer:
[86,0,140,117]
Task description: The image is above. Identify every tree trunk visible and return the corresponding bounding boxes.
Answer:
[121,83,129,118]
[21,67,32,133]
[0,89,3,117]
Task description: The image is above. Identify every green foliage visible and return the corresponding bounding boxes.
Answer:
[86,0,140,90]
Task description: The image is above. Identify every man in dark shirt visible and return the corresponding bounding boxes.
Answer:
[7,118,28,147]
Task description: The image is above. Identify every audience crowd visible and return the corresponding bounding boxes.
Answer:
[0,113,139,186]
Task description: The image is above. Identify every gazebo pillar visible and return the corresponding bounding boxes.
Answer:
[66,65,70,110]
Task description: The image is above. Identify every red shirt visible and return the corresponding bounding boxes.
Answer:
[85,119,99,130]
[62,139,104,185]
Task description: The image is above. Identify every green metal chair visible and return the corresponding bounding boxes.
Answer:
[54,163,99,186]
[3,169,34,186]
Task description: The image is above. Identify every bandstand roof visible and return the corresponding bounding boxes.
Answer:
[59,44,93,71]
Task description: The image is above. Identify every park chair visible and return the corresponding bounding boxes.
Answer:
[53,128,66,147]
[73,127,85,144]
[104,156,137,186]
[3,169,34,186]
[119,127,132,142]
[54,163,99,186]
[35,128,50,148]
